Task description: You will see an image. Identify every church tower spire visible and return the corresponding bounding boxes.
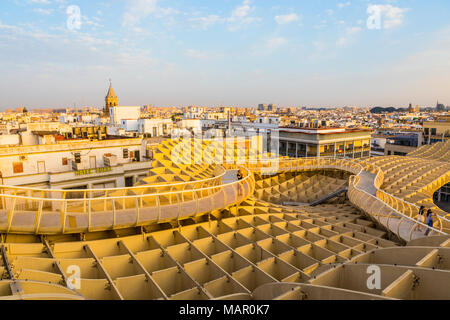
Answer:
[105,79,118,115]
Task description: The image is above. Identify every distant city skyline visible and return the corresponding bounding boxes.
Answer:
[1,0,450,110]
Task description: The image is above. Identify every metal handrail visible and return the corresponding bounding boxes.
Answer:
[366,161,450,229]
[247,156,448,239]
[0,165,227,194]
[0,166,250,202]
[349,172,446,238]
[0,166,254,234]
[347,163,447,240]
[0,154,448,239]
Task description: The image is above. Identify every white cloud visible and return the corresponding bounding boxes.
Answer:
[266,37,287,49]
[185,49,224,60]
[347,26,361,35]
[188,0,260,31]
[0,20,23,33]
[122,0,177,27]
[338,2,351,9]
[314,20,327,30]
[392,27,450,73]
[336,26,361,47]
[30,0,51,4]
[82,15,104,29]
[189,15,221,30]
[230,0,252,20]
[122,0,158,26]
[34,8,53,15]
[185,49,209,60]
[227,0,260,31]
[274,13,299,25]
[250,36,287,56]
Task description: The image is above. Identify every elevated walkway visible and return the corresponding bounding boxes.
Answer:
[0,155,448,242]
[0,167,255,235]
[348,167,447,243]
[356,171,377,196]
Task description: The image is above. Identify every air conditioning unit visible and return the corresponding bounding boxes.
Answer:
[103,154,118,167]
[72,162,88,171]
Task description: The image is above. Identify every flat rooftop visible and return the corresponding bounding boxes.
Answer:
[279,127,373,135]
[0,137,143,156]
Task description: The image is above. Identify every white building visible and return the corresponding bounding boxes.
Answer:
[121,119,140,132]
[138,119,173,137]
[59,114,76,123]
[183,106,205,119]
[0,134,20,146]
[0,137,152,189]
[231,116,280,137]
[179,119,202,134]
[27,122,72,135]
[110,106,141,126]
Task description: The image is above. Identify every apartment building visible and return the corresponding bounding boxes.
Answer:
[384,132,423,156]
[0,137,153,190]
[230,116,280,136]
[138,118,173,137]
[278,127,372,158]
[423,117,450,144]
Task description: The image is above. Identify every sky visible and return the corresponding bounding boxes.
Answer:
[0,0,450,110]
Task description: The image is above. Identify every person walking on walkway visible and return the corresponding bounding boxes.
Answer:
[237,169,243,197]
[237,169,243,181]
[417,206,425,232]
[424,209,434,236]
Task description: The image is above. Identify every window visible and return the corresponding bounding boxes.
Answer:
[13,162,23,174]
[62,158,68,166]
[123,149,129,158]
[125,176,134,187]
[74,153,81,164]
[431,128,437,136]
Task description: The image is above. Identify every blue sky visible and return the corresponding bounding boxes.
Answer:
[0,0,450,109]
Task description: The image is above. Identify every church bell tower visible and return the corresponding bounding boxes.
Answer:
[105,79,118,115]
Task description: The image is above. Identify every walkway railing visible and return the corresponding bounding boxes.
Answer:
[0,165,254,235]
[0,165,227,202]
[362,161,450,235]
[0,155,448,241]
[246,157,448,242]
